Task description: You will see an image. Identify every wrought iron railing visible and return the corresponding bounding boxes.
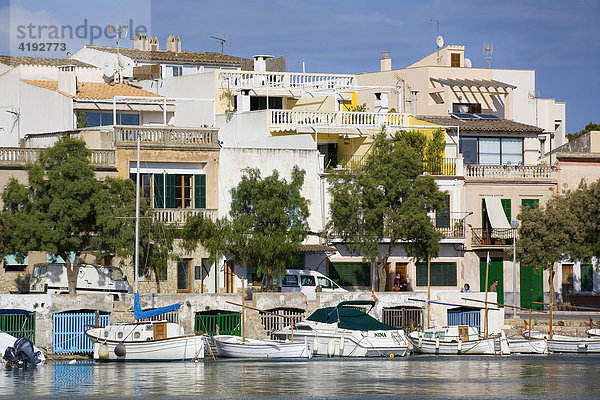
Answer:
[471,228,514,246]
[435,217,466,238]
[152,208,218,225]
[423,158,457,176]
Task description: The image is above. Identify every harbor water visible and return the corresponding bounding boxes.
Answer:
[1,355,600,399]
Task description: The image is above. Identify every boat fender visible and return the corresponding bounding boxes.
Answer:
[457,339,462,353]
[407,341,414,352]
[98,344,109,358]
[327,340,336,357]
[339,336,345,352]
[114,342,126,357]
[435,337,440,350]
[313,336,319,354]
[418,336,423,348]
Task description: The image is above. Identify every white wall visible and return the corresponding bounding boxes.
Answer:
[71,47,134,78]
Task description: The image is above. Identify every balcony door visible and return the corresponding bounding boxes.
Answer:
[177,259,191,293]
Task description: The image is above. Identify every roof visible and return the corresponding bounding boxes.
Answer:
[0,55,95,68]
[86,45,251,66]
[431,77,516,90]
[22,80,160,99]
[415,115,543,134]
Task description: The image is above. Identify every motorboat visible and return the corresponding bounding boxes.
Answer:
[408,325,502,355]
[85,294,206,362]
[273,300,409,357]
[213,335,310,358]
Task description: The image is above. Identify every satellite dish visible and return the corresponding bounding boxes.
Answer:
[464,58,472,68]
[436,35,444,48]
[103,61,115,78]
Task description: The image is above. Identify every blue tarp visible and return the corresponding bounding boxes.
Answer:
[133,293,180,320]
[0,309,32,316]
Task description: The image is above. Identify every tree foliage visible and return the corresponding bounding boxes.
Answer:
[567,122,600,142]
[183,166,310,291]
[327,131,447,290]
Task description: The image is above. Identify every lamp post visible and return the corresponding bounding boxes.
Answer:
[510,220,520,317]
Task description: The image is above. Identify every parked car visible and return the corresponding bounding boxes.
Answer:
[280,269,347,299]
[29,263,132,298]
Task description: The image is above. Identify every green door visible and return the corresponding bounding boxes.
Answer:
[480,257,504,305]
[520,266,544,310]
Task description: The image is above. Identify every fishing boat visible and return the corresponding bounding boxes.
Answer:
[408,325,500,355]
[586,328,600,337]
[506,334,548,354]
[546,334,600,353]
[273,300,409,357]
[213,335,309,358]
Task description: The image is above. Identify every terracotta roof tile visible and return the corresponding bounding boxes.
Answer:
[22,80,159,99]
[0,55,95,68]
[414,115,543,134]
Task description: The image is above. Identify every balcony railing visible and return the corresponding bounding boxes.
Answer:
[153,208,218,225]
[115,125,219,147]
[218,71,355,91]
[471,228,514,246]
[0,147,115,168]
[436,218,466,239]
[423,158,457,176]
[465,164,555,179]
[270,110,409,129]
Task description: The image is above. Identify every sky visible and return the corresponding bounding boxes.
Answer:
[0,0,598,133]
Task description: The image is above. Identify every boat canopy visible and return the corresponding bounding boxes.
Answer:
[307,301,397,331]
[133,293,180,320]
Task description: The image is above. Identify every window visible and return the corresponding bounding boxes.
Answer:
[436,195,451,228]
[283,275,299,287]
[453,103,481,114]
[317,277,332,289]
[175,174,193,209]
[177,260,191,292]
[318,143,338,170]
[581,264,594,292]
[301,276,316,286]
[521,199,539,211]
[329,262,371,287]
[416,262,457,286]
[129,173,152,203]
[482,198,511,228]
[460,137,523,165]
[132,173,206,209]
[78,112,139,127]
[296,253,306,269]
[479,138,501,164]
[451,53,460,67]
[461,137,478,164]
[501,138,522,165]
[250,96,283,110]
[3,255,27,272]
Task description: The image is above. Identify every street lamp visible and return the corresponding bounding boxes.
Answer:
[510,220,520,317]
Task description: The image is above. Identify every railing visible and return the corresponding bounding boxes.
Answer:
[115,125,218,147]
[152,209,217,225]
[465,164,555,179]
[218,71,355,91]
[382,308,423,333]
[52,312,110,354]
[194,312,241,336]
[423,158,457,176]
[137,310,179,324]
[0,148,115,167]
[435,217,466,238]
[0,312,36,343]
[471,228,514,246]
[269,110,409,129]
[259,309,305,339]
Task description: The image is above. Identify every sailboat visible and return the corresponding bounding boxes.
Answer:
[85,132,206,361]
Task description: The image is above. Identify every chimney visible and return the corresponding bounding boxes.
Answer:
[148,36,159,51]
[253,55,273,72]
[380,51,391,72]
[374,91,389,114]
[134,33,148,50]
[58,65,77,96]
[166,35,181,52]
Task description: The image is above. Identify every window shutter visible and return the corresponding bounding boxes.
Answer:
[416,262,457,287]
[153,174,164,208]
[521,199,539,210]
[194,174,206,208]
[166,174,176,208]
[436,195,451,228]
[501,199,511,221]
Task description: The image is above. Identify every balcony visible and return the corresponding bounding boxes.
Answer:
[218,71,355,92]
[114,125,219,149]
[465,164,555,180]
[269,110,409,132]
[436,218,466,239]
[471,228,514,247]
[152,208,217,225]
[0,147,115,169]
[423,158,457,176]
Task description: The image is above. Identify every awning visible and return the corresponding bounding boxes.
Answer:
[4,255,27,265]
[484,196,512,239]
[430,77,516,90]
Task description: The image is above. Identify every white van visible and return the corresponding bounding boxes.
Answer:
[29,263,132,297]
[280,269,346,299]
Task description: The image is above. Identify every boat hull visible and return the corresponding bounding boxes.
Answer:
[87,333,205,361]
[507,337,548,354]
[213,335,309,358]
[408,331,496,355]
[547,336,600,353]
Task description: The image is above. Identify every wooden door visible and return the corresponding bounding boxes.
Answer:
[396,263,408,291]
[458,325,469,342]
[562,264,574,303]
[153,322,167,340]
[225,260,235,293]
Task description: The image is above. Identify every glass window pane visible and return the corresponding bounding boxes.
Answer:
[501,138,523,165]
[461,137,478,164]
[86,112,101,127]
[479,138,500,165]
[119,113,139,125]
[101,113,114,126]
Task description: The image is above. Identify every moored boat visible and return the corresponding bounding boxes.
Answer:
[274,300,409,357]
[213,335,310,358]
[408,326,498,355]
[507,335,548,354]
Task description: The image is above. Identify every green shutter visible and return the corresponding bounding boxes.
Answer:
[501,199,511,221]
[329,262,370,287]
[436,195,451,228]
[520,266,544,310]
[581,264,594,292]
[521,199,539,211]
[166,174,176,208]
[480,257,504,305]
[416,262,457,286]
[194,174,206,209]
[153,173,164,208]
[297,253,306,269]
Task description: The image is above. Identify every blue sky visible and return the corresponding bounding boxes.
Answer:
[1,0,598,133]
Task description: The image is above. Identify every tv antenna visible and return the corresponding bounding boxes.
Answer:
[431,19,444,65]
[210,35,228,54]
[483,43,494,68]
[108,24,128,83]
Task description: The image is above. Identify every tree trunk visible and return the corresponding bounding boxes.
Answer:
[262,269,274,292]
[377,259,387,292]
[65,253,81,296]
[153,267,161,293]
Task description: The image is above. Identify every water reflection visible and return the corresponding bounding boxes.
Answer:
[1,355,600,399]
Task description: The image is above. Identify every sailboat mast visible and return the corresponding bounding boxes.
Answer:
[134,130,141,294]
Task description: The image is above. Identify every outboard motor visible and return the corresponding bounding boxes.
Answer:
[3,337,43,369]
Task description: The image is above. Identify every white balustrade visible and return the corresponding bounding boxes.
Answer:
[0,148,115,167]
[218,71,355,91]
[115,126,218,146]
[152,208,217,225]
[465,164,555,179]
[270,110,408,129]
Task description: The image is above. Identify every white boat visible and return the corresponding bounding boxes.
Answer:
[213,335,310,358]
[507,334,548,354]
[85,320,205,361]
[0,330,46,367]
[408,326,500,355]
[273,300,409,357]
[524,330,600,353]
[586,328,600,337]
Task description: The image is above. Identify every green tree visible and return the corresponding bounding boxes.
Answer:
[77,112,90,128]
[327,131,447,290]
[567,122,600,141]
[183,167,310,292]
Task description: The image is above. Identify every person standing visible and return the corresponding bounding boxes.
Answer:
[489,279,499,292]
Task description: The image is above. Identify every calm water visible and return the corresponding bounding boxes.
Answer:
[1,355,600,399]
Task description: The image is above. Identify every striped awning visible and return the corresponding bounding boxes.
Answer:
[484,196,512,239]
